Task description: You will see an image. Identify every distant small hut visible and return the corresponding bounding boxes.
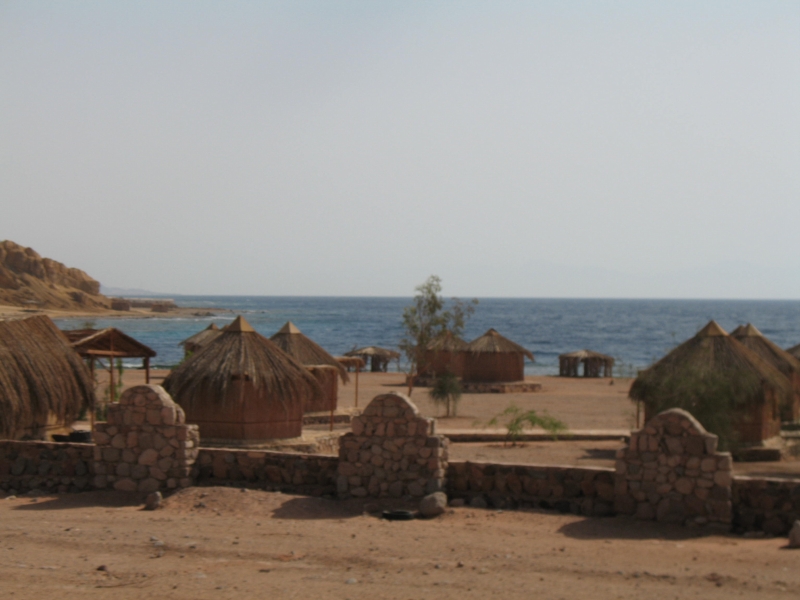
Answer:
[463,329,534,383]
[179,323,222,356]
[421,332,467,378]
[0,315,95,440]
[630,320,792,446]
[559,349,614,378]
[162,315,321,443]
[345,346,400,372]
[270,321,349,413]
[110,298,131,311]
[731,323,800,422]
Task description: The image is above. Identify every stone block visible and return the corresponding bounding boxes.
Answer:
[138,478,160,493]
[138,449,159,466]
[114,478,137,492]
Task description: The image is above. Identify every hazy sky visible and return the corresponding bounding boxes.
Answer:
[1,1,798,298]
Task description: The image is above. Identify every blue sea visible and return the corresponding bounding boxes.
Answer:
[54,297,800,375]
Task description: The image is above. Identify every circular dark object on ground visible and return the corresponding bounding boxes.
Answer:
[381,510,415,521]
[51,434,70,443]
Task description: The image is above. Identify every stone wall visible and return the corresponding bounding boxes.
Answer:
[337,393,448,498]
[92,385,200,493]
[614,408,733,525]
[194,448,338,496]
[733,476,800,535]
[0,440,94,494]
[448,461,616,514]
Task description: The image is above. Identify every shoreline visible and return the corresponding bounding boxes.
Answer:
[0,303,234,321]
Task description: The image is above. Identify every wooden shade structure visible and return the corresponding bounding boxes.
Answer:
[559,349,614,378]
[179,323,221,355]
[630,320,792,445]
[163,315,321,442]
[345,346,400,372]
[63,328,156,397]
[731,323,800,422]
[463,329,534,383]
[0,316,94,439]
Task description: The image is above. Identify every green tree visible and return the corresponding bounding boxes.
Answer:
[399,275,477,395]
[429,373,462,417]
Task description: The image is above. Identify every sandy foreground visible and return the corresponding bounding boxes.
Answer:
[1,486,798,600]
[5,372,800,598]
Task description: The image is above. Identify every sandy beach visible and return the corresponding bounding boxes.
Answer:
[1,485,798,600]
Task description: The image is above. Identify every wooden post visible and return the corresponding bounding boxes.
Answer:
[89,357,95,431]
[354,364,360,408]
[108,356,114,404]
[144,356,150,384]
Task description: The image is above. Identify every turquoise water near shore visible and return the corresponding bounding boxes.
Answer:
[54,297,800,375]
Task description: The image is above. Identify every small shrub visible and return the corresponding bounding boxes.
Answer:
[488,404,566,446]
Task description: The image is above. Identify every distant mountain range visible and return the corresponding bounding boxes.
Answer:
[100,285,169,297]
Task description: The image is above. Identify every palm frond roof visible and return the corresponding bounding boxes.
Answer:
[269,321,349,383]
[466,328,534,360]
[162,315,321,410]
[0,315,94,438]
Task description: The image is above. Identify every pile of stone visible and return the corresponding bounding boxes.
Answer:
[93,385,199,493]
[614,408,732,525]
[337,393,448,498]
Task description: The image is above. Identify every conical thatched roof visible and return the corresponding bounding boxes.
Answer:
[179,323,221,351]
[630,320,792,406]
[0,315,95,438]
[269,321,349,383]
[427,331,468,352]
[466,329,534,361]
[163,315,322,411]
[731,323,800,378]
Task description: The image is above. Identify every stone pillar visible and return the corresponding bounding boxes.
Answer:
[337,393,448,498]
[614,408,732,525]
[92,385,200,493]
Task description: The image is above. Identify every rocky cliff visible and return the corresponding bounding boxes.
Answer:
[0,240,109,310]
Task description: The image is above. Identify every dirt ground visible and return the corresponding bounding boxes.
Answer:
[95,369,800,477]
[106,369,637,432]
[1,486,798,600]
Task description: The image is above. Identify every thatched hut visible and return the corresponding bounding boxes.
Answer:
[630,320,792,446]
[345,346,400,372]
[731,323,800,422]
[559,349,614,378]
[787,343,800,362]
[0,315,94,439]
[179,323,222,356]
[463,329,534,383]
[270,321,348,413]
[421,332,467,378]
[162,315,321,442]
